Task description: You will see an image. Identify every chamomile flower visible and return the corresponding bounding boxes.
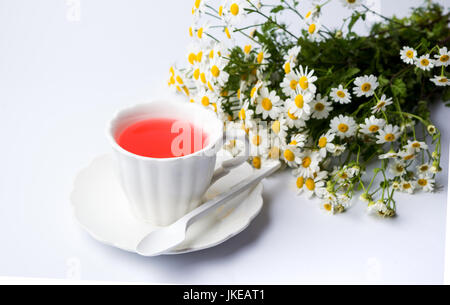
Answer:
[237,100,254,125]
[320,200,335,215]
[194,87,218,109]
[359,115,386,135]
[390,161,406,177]
[242,44,253,58]
[191,0,207,19]
[371,94,393,113]
[288,133,307,148]
[284,45,301,63]
[417,163,431,175]
[379,149,398,159]
[270,116,289,140]
[400,179,415,194]
[400,46,417,64]
[255,87,283,119]
[317,131,336,158]
[434,47,450,67]
[367,200,388,216]
[300,174,327,198]
[294,150,321,178]
[330,115,357,139]
[281,144,301,168]
[376,124,402,144]
[249,81,264,103]
[430,75,449,86]
[353,75,379,97]
[416,54,434,71]
[281,71,300,96]
[306,20,321,41]
[398,148,417,161]
[330,85,351,104]
[340,0,364,9]
[283,46,301,74]
[416,175,435,192]
[311,94,333,119]
[256,47,271,71]
[304,7,320,20]
[191,22,210,42]
[209,57,229,86]
[224,139,246,157]
[286,89,313,120]
[223,0,249,26]
[405,140,428,153]
[285,107,306,129]
[297,65,318,94]
[249,128,270,155]
[333,144,346,156]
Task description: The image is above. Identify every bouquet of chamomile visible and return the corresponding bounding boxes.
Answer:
[168,0,449,217]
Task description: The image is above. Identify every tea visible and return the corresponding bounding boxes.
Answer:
[117,118,209,158]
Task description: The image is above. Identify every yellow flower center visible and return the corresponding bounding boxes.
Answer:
[252,135,261,146]
[305,178,315,191]
[338,123,349,133]
[290,140,297,145]
[238,108,246,120]
[272,121,281,134]
[308,23,316,34]
[305,11,312,18]
[195,0,201,9]
[314,103,325,111]
[200,72,207,84]
[377,101,386,109]
[302,156,312,168]
[420,58,429,66]
[361,83,371,92]
[189,27,193,37]
[318,137,327,148]
[182,86,190,96]
[337,90,346,98]
[403,154,415,161]
[219,5,223,16]
[225,27,231,39]
[420,165,429,172]
[176,76,184,84]
[257,52,264,64]
[347,0,356,3]
[211,65,220,77]
[196,51,203,62]
[440,55,449,62]
[284,149,295,162]
[262,98,273,111]
[368,125,379,133]
[412,142,421,148]
[403,183,411,189]
[296,176,304,189]
[252,156,261,169]
[439,77,448,83]
[201,96,210,106]
[207,81,215,92]
[418,179,428,186]
[406,50,414,58]
[290,79,298,90]
[287,110,298,120]
[244,45,252,54]
[323,203,332,211]
[396,164,404,172]
[384,133,395,142]
[247,88,256,100]
[284,62,291,74]
[193,68,200,80]
[197,27,203,39]
[230,3,239,16]
[299,76,309,90]
[295,94,304,108]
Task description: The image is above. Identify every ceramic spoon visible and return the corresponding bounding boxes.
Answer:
[136,161,281,257]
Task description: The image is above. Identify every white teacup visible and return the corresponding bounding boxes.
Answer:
[107,101,248,226]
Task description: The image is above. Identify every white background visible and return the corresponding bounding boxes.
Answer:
[0,0,449,284]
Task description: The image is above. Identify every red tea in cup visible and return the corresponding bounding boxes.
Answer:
[117,118,209,158]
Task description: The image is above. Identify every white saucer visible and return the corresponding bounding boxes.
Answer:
[70,150,264,255]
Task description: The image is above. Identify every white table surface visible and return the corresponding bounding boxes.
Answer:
[0,0,448,284]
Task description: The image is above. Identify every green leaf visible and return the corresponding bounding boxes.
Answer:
[270,5,285,14]
[391,79,407,98]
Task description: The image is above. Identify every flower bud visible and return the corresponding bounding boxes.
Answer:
[427,125,437,135]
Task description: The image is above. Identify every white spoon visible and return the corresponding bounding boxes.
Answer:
[136,161,281,257]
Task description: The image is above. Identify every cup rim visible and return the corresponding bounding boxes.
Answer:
[106,101,223,162]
